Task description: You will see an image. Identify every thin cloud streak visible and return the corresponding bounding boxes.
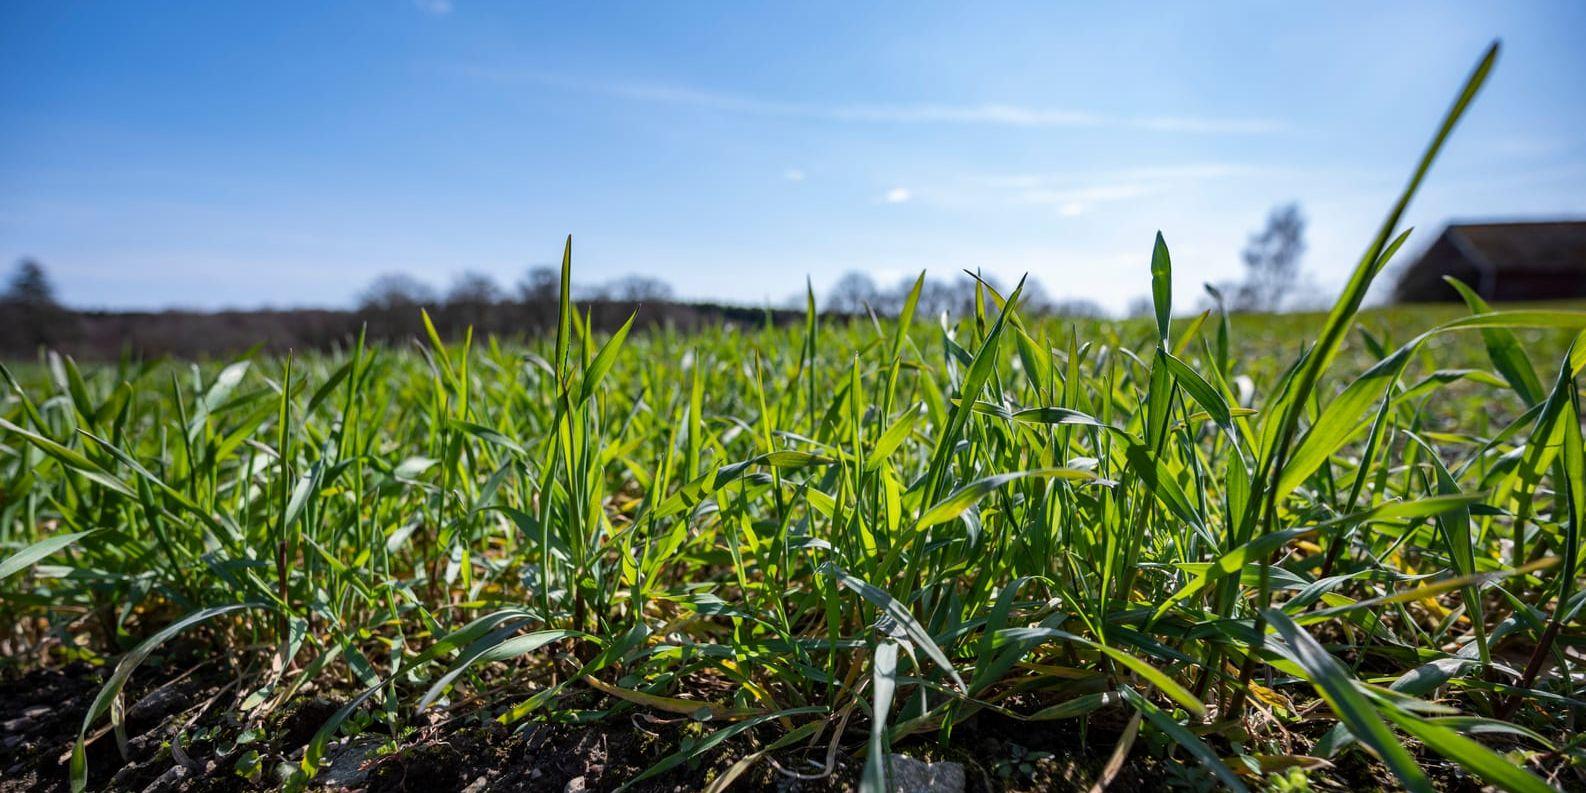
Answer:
[910,161,1266,216]
[979,163,1259,189]
[413,0,454,15]
[453,66,1288,134]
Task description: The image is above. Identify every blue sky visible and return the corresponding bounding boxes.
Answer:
[2,2,1583,313]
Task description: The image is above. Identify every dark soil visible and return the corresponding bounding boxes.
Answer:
[0,660,247,793]
[0,657,859,793]
[0,658,1512,793]
[2,662,102,791]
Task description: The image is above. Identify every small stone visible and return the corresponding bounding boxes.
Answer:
[127,684,188,721]
[140,764,189,793]
[564,776,587,793]
[461,777,490,793]
[885,754,965,793]
[109,763,141,790]
[319,735,384,789]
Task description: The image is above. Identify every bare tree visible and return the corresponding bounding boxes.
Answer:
[605,274,674,303]
[828,271,879,315]
[946,271,1003,317]
[1231,203,1306,312]
[355,273,436,339]
[359,273,436,312]
[1017,276,1051,315]
[447,272,501,305]
[518,265,559,304]
[445,271,501,329]
[911,278,958,319]
[1049,298,1106,318]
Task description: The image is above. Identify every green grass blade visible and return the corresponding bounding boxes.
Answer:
[862,639,900,793]
[419,628,583,711]
[1162,350,1232,432]
[1150,232,1172,345]
[622,706,828,791]
[917,468,1106,529]
[1118,687,1247,793]
[1404,432,1487,665]
[1097,647,1205,718]
[819,562,966,692]
[919,276,1025,507]
[1266,609,1432,792]
[1381,708,1553,793]
[578,310,636,404]
[1444,276,1544,405]
[0,529,97,580]
[74,603,266,793]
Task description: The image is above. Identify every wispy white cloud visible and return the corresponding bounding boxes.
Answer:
[1017,183,1160,206]
[414,0,453,15]
[828,103,1100,127]
[452,66,1286,135]
[883,187,913,204]
[1133,116,1285,134]
[978,162,1259,216]
[1484,136,1567,159]
[783,168,806,182]
[982,163,1254,189]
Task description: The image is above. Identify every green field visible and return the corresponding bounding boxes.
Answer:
[4,45,1586,793]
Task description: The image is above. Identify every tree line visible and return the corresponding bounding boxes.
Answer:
[822,203,1308,318]
[0,262,1111,360]
[2,203,1305,359]
[0,263,797,360]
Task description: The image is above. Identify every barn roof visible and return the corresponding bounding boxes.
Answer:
[1440,220,1586,273]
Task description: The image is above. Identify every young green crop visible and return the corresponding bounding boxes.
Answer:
[3,40,1585,792]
